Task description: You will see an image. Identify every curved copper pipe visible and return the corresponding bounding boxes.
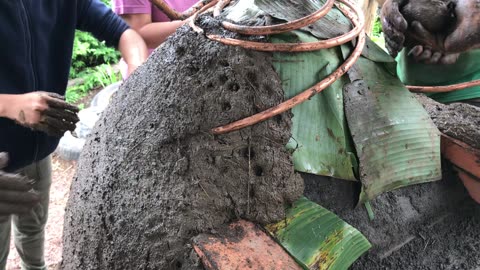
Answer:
[149,0,184,20]
[214,0,232,17]
[189,0,220,33]
[149,0,215,20]
[211,3,365,134]
[206,0,363,52]
[407,79,480,93]
[221,0,335,35]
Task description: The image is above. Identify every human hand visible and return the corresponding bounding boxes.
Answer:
[380,0,408,57]
[408,45,459,65]
[4,92,79,137]
[444,0,480,52]
[0,152,40,222]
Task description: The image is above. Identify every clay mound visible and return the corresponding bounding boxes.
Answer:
[61,26,303,270]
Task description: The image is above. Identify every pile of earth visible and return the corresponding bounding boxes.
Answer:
[61,22,480,270]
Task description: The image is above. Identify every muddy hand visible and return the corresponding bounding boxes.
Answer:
[381,0,409,57]
[408,45,460,64]
[9,92,80,137]
[0,153,40,222]
[445,0,480,52]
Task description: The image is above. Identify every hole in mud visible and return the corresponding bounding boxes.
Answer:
[222,102,232,111]
[246,71,258,88]
[243,147,255,159]
[219,60,229,67]
[218,74,228,84]
[175,260,182,269]
[186,66,200,76]
[175,46,185,56]
[207,82,214,89]
[228,82,240,92]
[254,165,264,177]
[263,83,273,94]
[274,115,282,124]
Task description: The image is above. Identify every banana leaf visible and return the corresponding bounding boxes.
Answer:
[266,197,371,270]
[271,31,357,180]
[343,52,442,202]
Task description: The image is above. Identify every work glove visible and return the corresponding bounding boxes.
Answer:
[0,152,40,223]
[380,0,408,57]
[444,0,480,52]
[406,21,460,65]
[4,92,79,137]
[381,1,459,65]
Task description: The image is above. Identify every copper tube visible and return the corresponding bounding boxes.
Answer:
[181,0,214,19]
[221,0,335,35]
[149,0,216,20]
[214,0,232,17]
[189,0,220,33]
[211,3,365,134]
[407,79,480,93]
[206,0,363,52]
[149,0,184,20]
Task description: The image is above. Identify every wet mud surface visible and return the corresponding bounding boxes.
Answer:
[416,94,480,149]
[304,167,480,270]
[61,26,303,270]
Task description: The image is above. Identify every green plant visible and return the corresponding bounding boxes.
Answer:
[67,0,121,104]
[70,31,120,79]
[66,64,121,103]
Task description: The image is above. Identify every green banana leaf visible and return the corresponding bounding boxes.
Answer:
[266,197,371,270]
[271,31,357,180]
[343,52,442,202]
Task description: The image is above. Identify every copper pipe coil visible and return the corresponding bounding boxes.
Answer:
[407,80,480,93]
[150,0,215,20]
[211,1,366,134]
[189,0,220,33]
[214,0,232,17]
[204,0,362,52]
[221,0,335,35]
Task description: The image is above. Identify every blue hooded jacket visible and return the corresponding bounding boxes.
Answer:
[0,0,129,171]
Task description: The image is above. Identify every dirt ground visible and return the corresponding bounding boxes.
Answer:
[6,155,76,270]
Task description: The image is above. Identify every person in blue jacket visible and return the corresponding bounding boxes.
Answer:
[0,1,148,269]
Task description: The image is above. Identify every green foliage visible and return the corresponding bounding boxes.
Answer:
[70,31,120,79]
[370,15,386,50]
[66,64,121,103]
[68,0,121,104]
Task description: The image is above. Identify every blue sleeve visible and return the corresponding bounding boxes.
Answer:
[76,0,130,48]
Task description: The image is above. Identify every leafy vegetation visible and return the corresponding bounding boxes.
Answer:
[67,0,122,104]
[370,16,386,50]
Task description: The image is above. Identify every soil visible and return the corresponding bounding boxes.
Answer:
[61,25,303,270]
[415,94,480,149]
[303,165,480,269]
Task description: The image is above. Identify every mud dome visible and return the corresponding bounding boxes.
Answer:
[61,26,303,270]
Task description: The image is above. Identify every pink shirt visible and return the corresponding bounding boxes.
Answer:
[113,0,197,79]
[112,0,198,22]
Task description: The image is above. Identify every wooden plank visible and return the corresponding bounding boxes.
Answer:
[193,220,302,270]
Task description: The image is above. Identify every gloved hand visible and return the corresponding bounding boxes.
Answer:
[3,92,79,137]
[445,0,480,52]
[0,152,40,222]
[406,21,460,65]
[381,0,408,57]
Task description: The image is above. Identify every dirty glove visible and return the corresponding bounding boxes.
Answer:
[445,0,480,52]
[4,92,79,137]
[381,0,408,57]
[408,45,460,65]
[0,152,40,222]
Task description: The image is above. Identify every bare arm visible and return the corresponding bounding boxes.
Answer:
[121,14,185,49]
[118,29,149,76]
